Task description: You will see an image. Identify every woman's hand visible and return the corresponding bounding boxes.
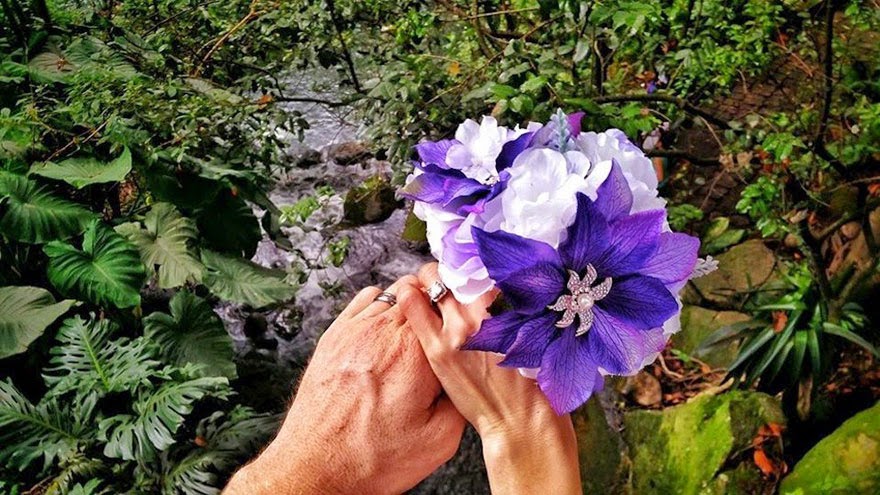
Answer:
[400,263,582,495]
[225,275,465,495]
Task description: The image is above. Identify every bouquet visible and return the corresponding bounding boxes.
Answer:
[401,111,715,414]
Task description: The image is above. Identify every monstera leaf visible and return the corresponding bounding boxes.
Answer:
[44,220,147,308]
[115,203,204,289]
[0,172,95,243]
[30,147,132,189]
[0,286,76,359]
[201,250,296,308]
[143,291,236,378]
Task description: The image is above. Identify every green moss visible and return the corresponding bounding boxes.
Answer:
[675,306,751,368]
[780,401,880,495]
[622,391,784,495]
[573,397,626,495]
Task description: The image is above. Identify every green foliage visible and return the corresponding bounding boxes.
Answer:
[0,172,95,244]
[30,147,132,189]
[701,217,746,255]
[736,176,787,238]
[116,203,204,289]
[143,292,237,379]
[667,204,704,231]
[44,220,147,309]
[326,236,351,267]
[0,286,75,359]
[201,250,296,308]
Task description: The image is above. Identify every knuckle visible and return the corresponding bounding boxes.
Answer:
[359,286,381,298]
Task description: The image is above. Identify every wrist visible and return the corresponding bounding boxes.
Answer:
[224,441,338,495]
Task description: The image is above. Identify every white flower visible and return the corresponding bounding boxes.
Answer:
[445,116,540,184]
[575,129,666,214]
[483,148,588,248]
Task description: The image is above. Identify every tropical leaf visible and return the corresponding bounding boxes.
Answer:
[28,51,77,83]
[30,147,132,189]
[161,406,279,494]
[44,316,159,397]
[0,379,98,472]
[201,250,296,308]
[195,192,261,259]
[99,376,230,461]
[44,219,147,308]
[115,203,204,289]
[144,292,236,378]
[0,171,95,243]
[0,286,76,359]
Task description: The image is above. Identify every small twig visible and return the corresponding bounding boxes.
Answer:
[274,96,352,107]
[192,1,269,77]
[44,120,109,162]
[798,219,833,305]
[594,92,730,129]
[647,149,719,167]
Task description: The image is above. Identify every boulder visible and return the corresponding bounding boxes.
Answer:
[675,305,752,368]
[690,240,783,308]
[780,401,880,495]
[573,395,628,495]
[343,175,400,225]
[624,391,784,494]
[324,141,371,165]
[294,148,322,169]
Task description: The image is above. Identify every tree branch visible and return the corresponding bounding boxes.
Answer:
[593,93,730,129]
[646,149,719,167]
[798,219,833,306]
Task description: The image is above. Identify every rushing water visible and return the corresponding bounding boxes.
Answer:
[218,69,490,493]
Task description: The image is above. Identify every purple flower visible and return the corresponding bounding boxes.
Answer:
[464,162,700,414]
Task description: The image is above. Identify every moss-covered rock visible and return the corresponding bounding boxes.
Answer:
[573,397,627,495]
[622,391,784,495]
[343,175,400,225]
[780,401,880,495]
[690,240,783,307]
[675,306,751,368]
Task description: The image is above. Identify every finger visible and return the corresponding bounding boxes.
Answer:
[356,274,420,319]
[336,286,382,321]
[427,396,467,464]
[398,283,445,361]
[416,263,480,346]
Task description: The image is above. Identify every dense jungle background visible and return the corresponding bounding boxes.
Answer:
[0,0,878,493]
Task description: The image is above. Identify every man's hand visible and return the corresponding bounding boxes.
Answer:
[225,276,465,495]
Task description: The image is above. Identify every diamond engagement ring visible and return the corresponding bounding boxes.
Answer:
[426,281,449,304]
[373,291,397,306]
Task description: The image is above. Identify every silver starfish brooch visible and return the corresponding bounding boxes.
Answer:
[548,264,612,337]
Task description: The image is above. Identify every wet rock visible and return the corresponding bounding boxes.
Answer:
[343,175,401,225]
[573,394,628,495]
[675,305,752,368]
[294,148,322,169]
[325,141,371,165]
[623,391,785,495]
[243,313,268,339]
[690,240,784,308]
[780,401,880,495]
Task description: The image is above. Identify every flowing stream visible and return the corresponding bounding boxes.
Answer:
[217,69,490,493]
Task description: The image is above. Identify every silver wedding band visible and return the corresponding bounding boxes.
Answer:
[373,291,397,306]
[426,280,449,304]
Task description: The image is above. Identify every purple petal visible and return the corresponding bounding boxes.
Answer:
[400,165,486,207]
[537,329,601,414]
[593,160,633,223]
[594,209,664,277]
[415,139,456,168]
[559,193,611,274]
[496,133,534,171]
[638,232,700,283]
[499,312,558,368]
[597,275,678,329]
[587,308,654,374]
[462,310,528,353]
[472,227,562,283]
[498,263,565,314]
[568,112,584,136]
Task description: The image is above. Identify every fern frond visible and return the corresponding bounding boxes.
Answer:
[44,456,105,495]
[161,406,280,494]
[99,376,231,461]
[0,380,97,472]
[44,316,159,397]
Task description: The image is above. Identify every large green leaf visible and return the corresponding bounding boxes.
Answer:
[28,51,77,83]
[116,203,204,289]
[195,191,261,258]
[0,379,97,471]
[44,219,147,308]
[44,316,159,397]
[0,286,76,359]
[0,171,95,243]
[201,250,296,308]
[144,292,236,378]
[99,376,230,461]
[30,147,132,189]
